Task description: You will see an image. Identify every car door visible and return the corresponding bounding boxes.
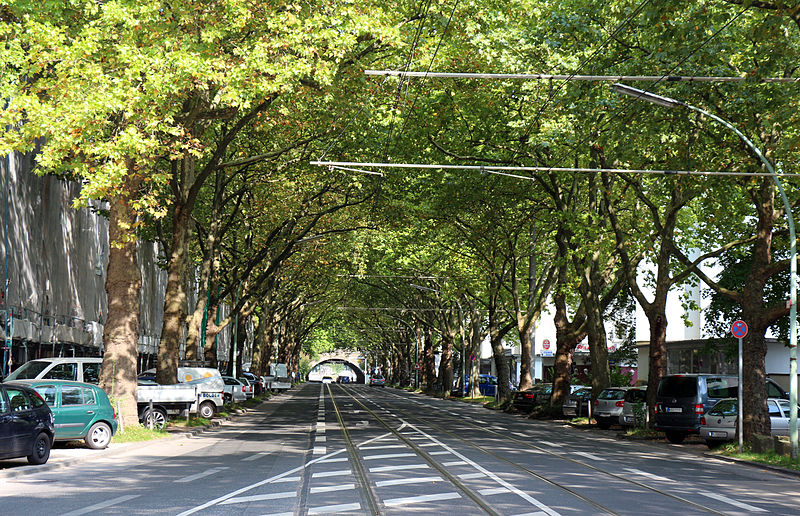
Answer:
[771,400,790,436]
[57,384,96,439]
[0,386,18,457]
[3,387,36,454]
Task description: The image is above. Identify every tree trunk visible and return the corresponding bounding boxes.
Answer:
[98,169,142,429]
[518,325,533,391]
[422,327,437,393]
[157,202,190,384]
[551,291,585,407]
[645,313,667,423]
[437,333,454,396]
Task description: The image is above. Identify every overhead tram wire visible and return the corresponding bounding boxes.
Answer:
[365,71,800,83]
[340,5,762,181]
[388,0,460,157]
[382,0,433,159]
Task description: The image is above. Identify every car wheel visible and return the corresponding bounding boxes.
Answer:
[27,433,51,465]
[223,393,232,403]
[142,407,168,430]
[85,422,113,449]
[199,401,216,419]
[666,431,686,444]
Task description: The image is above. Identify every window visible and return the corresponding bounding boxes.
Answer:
[707,378,737,398]
[61,385,84,406]
[598,389,625,400]
[83,363,100,384]
[34,385,57,406]
[6,389,31,412]
[767,381,785,399]
[658,377,698,398]
[0,389,7,413]
[44,363,78,381]
[82,387,96,405]
[708,399,737,416]
[768,400,782,417]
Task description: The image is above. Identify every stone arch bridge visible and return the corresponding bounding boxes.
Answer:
[308,350,367,384]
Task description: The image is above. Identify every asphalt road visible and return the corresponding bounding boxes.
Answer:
[2,383,800,515]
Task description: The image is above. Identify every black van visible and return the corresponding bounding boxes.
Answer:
[654,374,787,444]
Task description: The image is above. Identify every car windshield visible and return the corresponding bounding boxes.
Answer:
[573,388,591,398]
[625,390,647,403]
[598,389,625,400]
[658,376,697,397]
[5,360,50,380]
[708,399,737,416]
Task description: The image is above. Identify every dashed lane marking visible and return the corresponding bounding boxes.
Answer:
[242,452,271,461]
[370,464,430,473]
[362,452,417,460]
[174,467,229,483]
[271,476,302,483]
[308,503,361,514]
[375,476,443,487]
[479,487,511,496]
[572,451,605,461]
[384,492,461,507]
[699,492,768,512]
[312,469,351,478]
[220,491,296,505]
[458,473,485,480]
[60,495,141,516]
[310,483,355,494]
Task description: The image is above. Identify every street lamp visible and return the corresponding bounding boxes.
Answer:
[612,83,798,459]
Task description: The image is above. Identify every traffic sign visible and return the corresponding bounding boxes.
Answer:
[542,339,551,350]
[469,354,476,362]
[731,320,748,339]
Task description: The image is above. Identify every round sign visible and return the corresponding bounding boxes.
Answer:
[470,354,476,362]
[731,320,748,339]
[543,339,550,350]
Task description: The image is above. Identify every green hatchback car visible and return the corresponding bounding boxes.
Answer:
[11,380,118,449]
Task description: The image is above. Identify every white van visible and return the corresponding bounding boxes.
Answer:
[3,357,102,384]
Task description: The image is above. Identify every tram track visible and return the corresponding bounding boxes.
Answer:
[335,384,730,516]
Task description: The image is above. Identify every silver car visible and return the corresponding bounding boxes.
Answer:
[221,376,247,404]
[594,387,630,429]
[700,397,796,448]
[620,386,647,427]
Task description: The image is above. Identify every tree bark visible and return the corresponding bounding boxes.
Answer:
[99,169,143,429]
[422,326,437,393]
[437,332,454,396]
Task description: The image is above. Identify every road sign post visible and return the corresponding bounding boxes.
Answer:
[731,320,748,453]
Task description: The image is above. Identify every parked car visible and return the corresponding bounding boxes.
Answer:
[594,387,630,429]
[620,386,648,427]
[0,383,55,464]
[700,397,799,448]
[12,380,117,449]
[3,357,102,384]
[221,376,247,404]
[512,383,552,413]
[369,375,386,387]
[477,374,497,397]
[237,377,254,399]
[337,375,351,383]
[141,367,224,419]
[562,387,592,418]
[655,374,787,444]
[241,372,263,396]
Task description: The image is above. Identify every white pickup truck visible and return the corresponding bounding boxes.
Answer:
[265,363,291,391]
[139,367,226,420]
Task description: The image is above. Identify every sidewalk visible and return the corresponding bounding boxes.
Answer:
[0,407,252,480]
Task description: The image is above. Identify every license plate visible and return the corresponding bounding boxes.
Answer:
[708,431,727,438]
[665,407,682,413]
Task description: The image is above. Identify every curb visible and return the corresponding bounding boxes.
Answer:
[0,405,256,480]
[703,452,800,478]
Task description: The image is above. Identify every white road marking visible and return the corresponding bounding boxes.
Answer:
[699,492,768,512]
[60,495,140,516]
[370,464,430,473]
[418,443,441,447]
[177,433,393,515]
[458,473,486,480]
[174,467,229,483]
[308,503,361,514]
[242,452,270,461]
[313,446,327,455]
[515,512,549,516]
[428,450,452,455]
[271,476,302,483]
[375,476,443,487]
[442,461,467,467]
[310,483,355,494]
[573,451,605,461]
[358,444,407,450]
[312,469,351,478]
[402,420,560,516]
[315,436,327,442]
[362,452,417,460]
[480,487,511,496]
[538,441,561,448]
[258,512,293,516]
[512,431,529,438]
[384,493,462,506]
[220,491,296,504]
[623,468,671,482]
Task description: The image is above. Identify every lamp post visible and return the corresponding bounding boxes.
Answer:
[612,83,798,459]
